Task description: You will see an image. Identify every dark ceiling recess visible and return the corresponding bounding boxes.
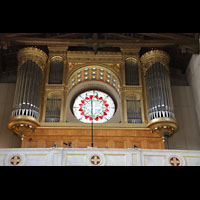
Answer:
[0,33,199,83]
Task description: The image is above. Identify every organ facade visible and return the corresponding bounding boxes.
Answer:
[7,46,178,149]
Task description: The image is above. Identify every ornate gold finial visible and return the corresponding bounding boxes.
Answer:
[140,50,170,75]
[17,47,48,71]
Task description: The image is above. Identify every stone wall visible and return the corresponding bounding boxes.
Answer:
[0,83,21,148]
[186,54,200,132]
[169,86,200,150]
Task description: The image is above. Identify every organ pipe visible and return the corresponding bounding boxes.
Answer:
[11,60,42,119]
[125,58,139,85]
[127,98,142,123]
[45,98,61,122]
[48,57,64,84]
[141,50,178,136]
[8,47,47,136]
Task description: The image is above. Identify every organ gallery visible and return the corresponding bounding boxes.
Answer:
[7,44,179,149]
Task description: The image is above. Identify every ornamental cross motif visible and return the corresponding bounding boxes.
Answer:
[86,101,102,115]
[169,157,180,166]
[10,155,21,166]
[90,155,101,165]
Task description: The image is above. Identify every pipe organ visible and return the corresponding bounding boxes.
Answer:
[141,50,178,135]
[8,46,178,148]
[8,47,47,136]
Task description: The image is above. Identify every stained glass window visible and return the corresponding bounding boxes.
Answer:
[73,90,115,123]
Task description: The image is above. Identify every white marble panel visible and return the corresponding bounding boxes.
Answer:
[104,154,127,166]
[142,155,166,166]
[0,148,200,166]
[0,154,7,166]
[25,154,49,166]
[183,156,200,166]
[63,154,87,166]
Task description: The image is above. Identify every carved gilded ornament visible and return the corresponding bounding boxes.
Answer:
[46,91,63,99]
[126,93,141,101]
[8,116,40,136]
[140,50,170,75]
[147,117,178,136]
[17,47,48,72]
[106,63,120,74]
[10,123,35,136]
[67,62,85,73]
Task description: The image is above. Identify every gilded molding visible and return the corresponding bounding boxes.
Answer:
[67,63,121,82]
[46,91,63,99]
[140,50,170,75]
[17,47,48,72]
[124,57,140,64]
[126,93,141,100]
[50,56,64,62]
[67,51,122,64]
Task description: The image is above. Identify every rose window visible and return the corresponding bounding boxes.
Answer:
[73,90,115,123]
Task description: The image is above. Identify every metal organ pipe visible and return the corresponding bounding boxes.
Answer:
[8,47,47,136]
[141,50,178,136]
[11,60,42,119]
[145,62,174,120]
[48,57,64,84]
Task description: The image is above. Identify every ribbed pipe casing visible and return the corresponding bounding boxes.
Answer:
[141,50,178,136]
[145,62,175,121]
[8,47,47,136]
[11,60,42,119]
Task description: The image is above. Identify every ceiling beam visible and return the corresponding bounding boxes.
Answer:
[50,33,84,38]
[103,33,135,40]
[0,36,198,53]
[138,33,197,41]
[0,33,43,37]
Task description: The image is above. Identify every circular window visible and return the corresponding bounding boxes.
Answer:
[73,90,115,123]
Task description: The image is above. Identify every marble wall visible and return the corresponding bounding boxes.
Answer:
[186,54,200,132]
[1,147,200,166]
[169,86,200,150]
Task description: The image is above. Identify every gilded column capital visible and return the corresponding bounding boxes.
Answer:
[17,47,48,71]
[140,50,170,75]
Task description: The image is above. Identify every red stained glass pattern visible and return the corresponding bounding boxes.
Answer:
[73,90,115,123]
